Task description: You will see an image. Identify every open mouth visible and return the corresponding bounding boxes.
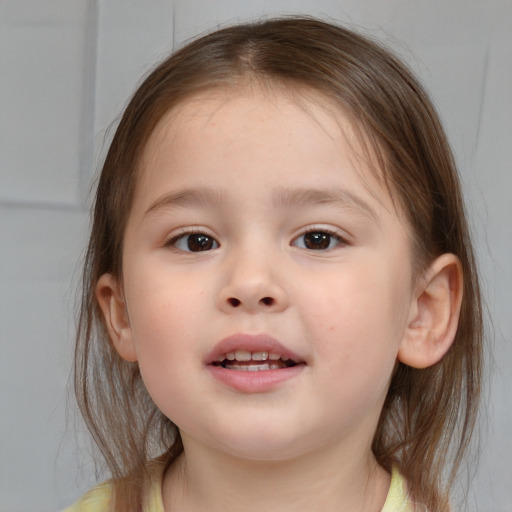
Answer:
[212,350,298,371]
[207,336,305,391]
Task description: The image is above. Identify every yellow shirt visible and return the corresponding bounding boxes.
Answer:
[64,464,413,512]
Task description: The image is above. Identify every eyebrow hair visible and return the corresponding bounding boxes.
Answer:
[144,187,226,216]
[144,185,378,222]
[272,187,379,222]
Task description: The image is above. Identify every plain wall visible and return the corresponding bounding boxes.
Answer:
[0,1,510,510]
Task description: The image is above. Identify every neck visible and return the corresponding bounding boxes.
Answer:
[162,437,390,512]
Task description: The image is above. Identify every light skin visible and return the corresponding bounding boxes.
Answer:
[96,87,463,512]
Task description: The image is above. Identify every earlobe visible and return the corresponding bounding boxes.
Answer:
[398,253,463,369]
[95,273,138,362]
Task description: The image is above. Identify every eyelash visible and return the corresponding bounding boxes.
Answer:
[165,227,347,253]
[292,227,347,251]
[165,229,219,253]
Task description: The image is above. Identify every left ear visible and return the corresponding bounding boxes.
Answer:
[398,253,463,369]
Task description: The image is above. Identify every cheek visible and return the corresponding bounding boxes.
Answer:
[127,300,202,423]
[125,257,200,334]
[124,274,195,367]
[303,259,412,378]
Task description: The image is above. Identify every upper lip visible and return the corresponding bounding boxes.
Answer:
[206,333,304,365]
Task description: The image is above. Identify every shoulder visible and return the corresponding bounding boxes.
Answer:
[62,481,113,512]
[62,459,166,512]
[381,466,416,512]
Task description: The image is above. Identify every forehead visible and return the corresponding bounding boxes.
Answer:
[137,85,394,214]
[144,86,350,151]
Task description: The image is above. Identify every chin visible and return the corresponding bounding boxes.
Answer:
[202,426,320,463]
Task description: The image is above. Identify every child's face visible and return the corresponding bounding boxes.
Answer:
[113,88,418,461]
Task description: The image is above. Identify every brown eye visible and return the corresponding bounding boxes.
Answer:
[293,231,342,250]
[172,233,219,252]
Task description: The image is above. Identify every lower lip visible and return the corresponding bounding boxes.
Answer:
[207,364,304,393]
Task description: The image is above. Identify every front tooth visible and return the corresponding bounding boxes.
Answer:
[226,352,236,361]
[268,353,280,360]
[252,351,268,361]
[235,350,251,361]
[247,363,270,371]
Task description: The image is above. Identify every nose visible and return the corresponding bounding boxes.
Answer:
[217,249,289,313]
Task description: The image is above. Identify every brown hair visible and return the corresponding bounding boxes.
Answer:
[75,16,483,511]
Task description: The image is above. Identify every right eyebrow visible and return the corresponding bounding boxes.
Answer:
[143,185,379,223]
[144,187,226,217]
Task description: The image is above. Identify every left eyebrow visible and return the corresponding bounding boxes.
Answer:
[143,185,379,223]
[272,187,379,223]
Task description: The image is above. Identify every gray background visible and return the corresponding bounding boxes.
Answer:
[0,1,510,511]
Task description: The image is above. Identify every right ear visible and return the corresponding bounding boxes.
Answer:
[95,273,138,362]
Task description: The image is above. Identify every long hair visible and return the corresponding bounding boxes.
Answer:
[75,17,483,511]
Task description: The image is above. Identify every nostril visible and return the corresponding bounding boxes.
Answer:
[228,298,241,307]
[225,297,275,308]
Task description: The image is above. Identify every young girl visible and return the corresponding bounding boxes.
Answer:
[66,16,483,512]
